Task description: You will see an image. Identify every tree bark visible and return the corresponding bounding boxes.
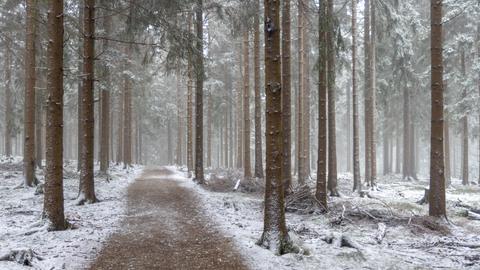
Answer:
[364,0,371,185]
[296,0,305,185]
[176,67,183,166]
[24,0,38,187]
[77,4,84,171]
[429,0,446,217]
[123,45,133,168]
[194,0,205,184]
[4,38,12,157]
[403,83,411,180]
[207,92,212,168]
[44,0,66,230]
[461,49,469,185]
[187,13,194,176]
[100,0,111,173]
[78,0,97,205]
[351,0,361,193]
[282,0,292,192]
[327,0,339,196]
[243,31,252,179]
[316,0,328,207]
[369,1,377,187]
[258,0,294,254]
[254,0,264,179]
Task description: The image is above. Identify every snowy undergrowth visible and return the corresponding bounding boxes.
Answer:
[0,158,142,270]
[175,167,480,270]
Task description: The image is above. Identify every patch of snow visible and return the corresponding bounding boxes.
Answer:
[0,158,142,269]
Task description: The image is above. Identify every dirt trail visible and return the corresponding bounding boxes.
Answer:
[89,167,248,270]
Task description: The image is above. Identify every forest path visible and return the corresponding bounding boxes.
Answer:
[89,167,248,270]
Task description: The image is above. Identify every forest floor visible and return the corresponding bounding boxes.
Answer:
[173,167,480,270]
[89,167,247,270]
[0,157,142,270]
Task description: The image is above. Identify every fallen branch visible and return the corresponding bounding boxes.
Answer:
[0,249,43,266]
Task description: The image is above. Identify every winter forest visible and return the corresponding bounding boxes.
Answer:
[0,0,480,269]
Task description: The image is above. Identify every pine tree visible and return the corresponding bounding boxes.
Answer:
[23,0,38,187]
[43,0,67,230]
[253,0,264,179]
[282,0,292,192]
[316,0,328,208]
[429,0,446,217]
[78,0,97,205]
[194,0,205,184]
[258,0,295,255]
[352,0,361,193]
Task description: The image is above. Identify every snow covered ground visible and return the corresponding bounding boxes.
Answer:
[0,157,142,270]
[175,167,480,270]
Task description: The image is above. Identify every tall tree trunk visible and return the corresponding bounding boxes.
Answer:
[207,92,213,168]
[282,0,292,192]
[364,0,371,185]
[395,126,401,174]
[296,0,305,185]
[187,15,194,176]
[176,67,183,166]
[35,72,44,169]
[4,38,12,157]
[194,0,205,183]
[403,84,411,180]
[303,33,311,178]
[429,0,446,217]
[77,4,84,171]
[167,118,172,164]
[24,0,38,187]
[236,43,243,169]
[100,1,111,173]
[243,31,252,179]
[327,0,339,196]
[78,0,97,205]
[316,0,328,207]
[383,99,389,175]
[478,25,480,185]
[346,80,352,173]
[44,0,66,230]
[461,49,469,185]
[351,0,361,193]
[116,92,124,164]
[258,0,294,254]
[254,0,264,179]
[369,2,377,187]
[123,46,133,168]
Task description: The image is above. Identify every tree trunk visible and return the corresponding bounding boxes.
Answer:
[99,2,111,173]
[116,92,124,164]
[281,0,292,192]
[4,38,12,157]
[123,46,132,168]
[187,14,194,176]
[395,126,401,174]
[44,0,66,230]
[207,92,212,168]
[444,117,451,186]
[383,99,389,175]
[461,49,469,185]
[429,0,446,217]
[78,0,97,205]
[258,0,294,254]
[236,43,243,170]
[243,31,252,179]
[364,0,371,185]
[176,67,183,166]
[316,0,328,207]
[296,0,305,185]
[77,4,84,171]
[194,0,205,183]
[303,32,311,178]
[369,1,377,187]
[403,84,411,180]
[167,118,172,164]
[351,0,361,193]
[24,0,38,187]
[327,0,339,197]
[254,0,264,179]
